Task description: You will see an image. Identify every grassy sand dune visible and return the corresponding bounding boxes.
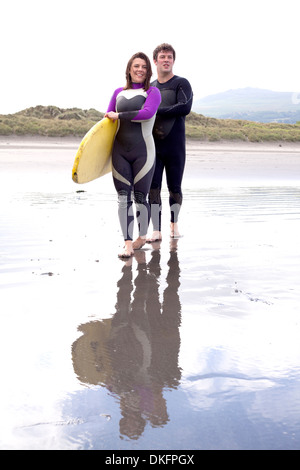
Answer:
[1,106,300,142]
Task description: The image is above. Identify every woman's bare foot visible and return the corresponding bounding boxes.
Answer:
[118,240,134,258]
[134,250,146,264]
[170,223,182,238]
[132,236,147,250]
[146,231,162,243]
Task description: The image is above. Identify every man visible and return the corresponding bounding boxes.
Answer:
[147,43,193,242]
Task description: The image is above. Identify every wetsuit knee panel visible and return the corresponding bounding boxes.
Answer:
[169,191,183,206]
[117,189,130,208]
[149,187,161,205]
[133,190,146,204]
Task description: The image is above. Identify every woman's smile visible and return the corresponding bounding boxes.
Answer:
[130,58,147,83]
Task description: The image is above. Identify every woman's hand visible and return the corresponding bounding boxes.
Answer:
[105,111,119,122]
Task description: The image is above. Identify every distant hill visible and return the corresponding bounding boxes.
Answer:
[192,88,300,123]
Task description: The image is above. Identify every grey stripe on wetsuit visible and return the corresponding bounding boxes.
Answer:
[112,88,157,240]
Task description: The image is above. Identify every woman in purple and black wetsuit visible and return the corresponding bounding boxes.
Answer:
[105,52,161,259]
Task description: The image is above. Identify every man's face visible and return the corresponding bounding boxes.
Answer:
[154,50,174,74]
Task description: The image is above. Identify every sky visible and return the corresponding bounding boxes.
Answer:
[0,0,299,114]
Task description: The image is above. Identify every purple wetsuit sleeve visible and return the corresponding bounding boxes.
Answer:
[131,87,161,121]
[106,87,124,112]
[119,87,161,121]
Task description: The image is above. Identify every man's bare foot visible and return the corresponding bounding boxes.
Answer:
[170,238,179,251]
[132,236,147,250]
[170,223,182,239]
[150,240,162,251]
[146,231,162,243]
[118,240,134,258]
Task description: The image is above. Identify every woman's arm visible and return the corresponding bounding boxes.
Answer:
[106,87,161,122]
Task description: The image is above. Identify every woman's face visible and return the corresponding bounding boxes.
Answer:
[130,58,147,84]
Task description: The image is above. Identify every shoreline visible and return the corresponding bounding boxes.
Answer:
[187,139,300,153]
[1,135,299,186]
[1,134,300,153]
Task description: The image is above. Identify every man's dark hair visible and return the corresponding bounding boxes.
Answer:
[153,43,176,62]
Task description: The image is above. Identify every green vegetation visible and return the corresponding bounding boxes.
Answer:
[186,112,300,142]
[1,106,300,142]
[0,106,104,137]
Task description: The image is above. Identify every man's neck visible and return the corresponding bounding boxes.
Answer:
[157,72,174,84]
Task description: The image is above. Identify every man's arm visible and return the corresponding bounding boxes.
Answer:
[157,78,193,117]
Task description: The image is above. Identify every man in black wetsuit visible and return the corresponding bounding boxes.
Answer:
[147,43,193,242]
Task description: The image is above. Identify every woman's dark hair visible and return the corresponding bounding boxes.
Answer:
[124,52,152,91]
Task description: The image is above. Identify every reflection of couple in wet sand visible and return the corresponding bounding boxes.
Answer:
[72,241,181,440]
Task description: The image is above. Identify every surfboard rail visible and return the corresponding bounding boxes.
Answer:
[72,117,118,184]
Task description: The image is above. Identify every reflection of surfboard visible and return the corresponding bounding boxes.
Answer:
[72,117,118,183]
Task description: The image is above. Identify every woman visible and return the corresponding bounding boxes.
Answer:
[105,52,161,258]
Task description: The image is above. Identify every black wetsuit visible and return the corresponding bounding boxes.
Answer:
[149,75,193,231]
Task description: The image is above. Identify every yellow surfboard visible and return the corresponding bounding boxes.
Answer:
[72,117,118,184]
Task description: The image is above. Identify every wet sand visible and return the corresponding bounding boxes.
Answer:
[0,136,300,450]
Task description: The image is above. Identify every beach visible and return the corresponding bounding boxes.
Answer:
[0,136,300,450]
